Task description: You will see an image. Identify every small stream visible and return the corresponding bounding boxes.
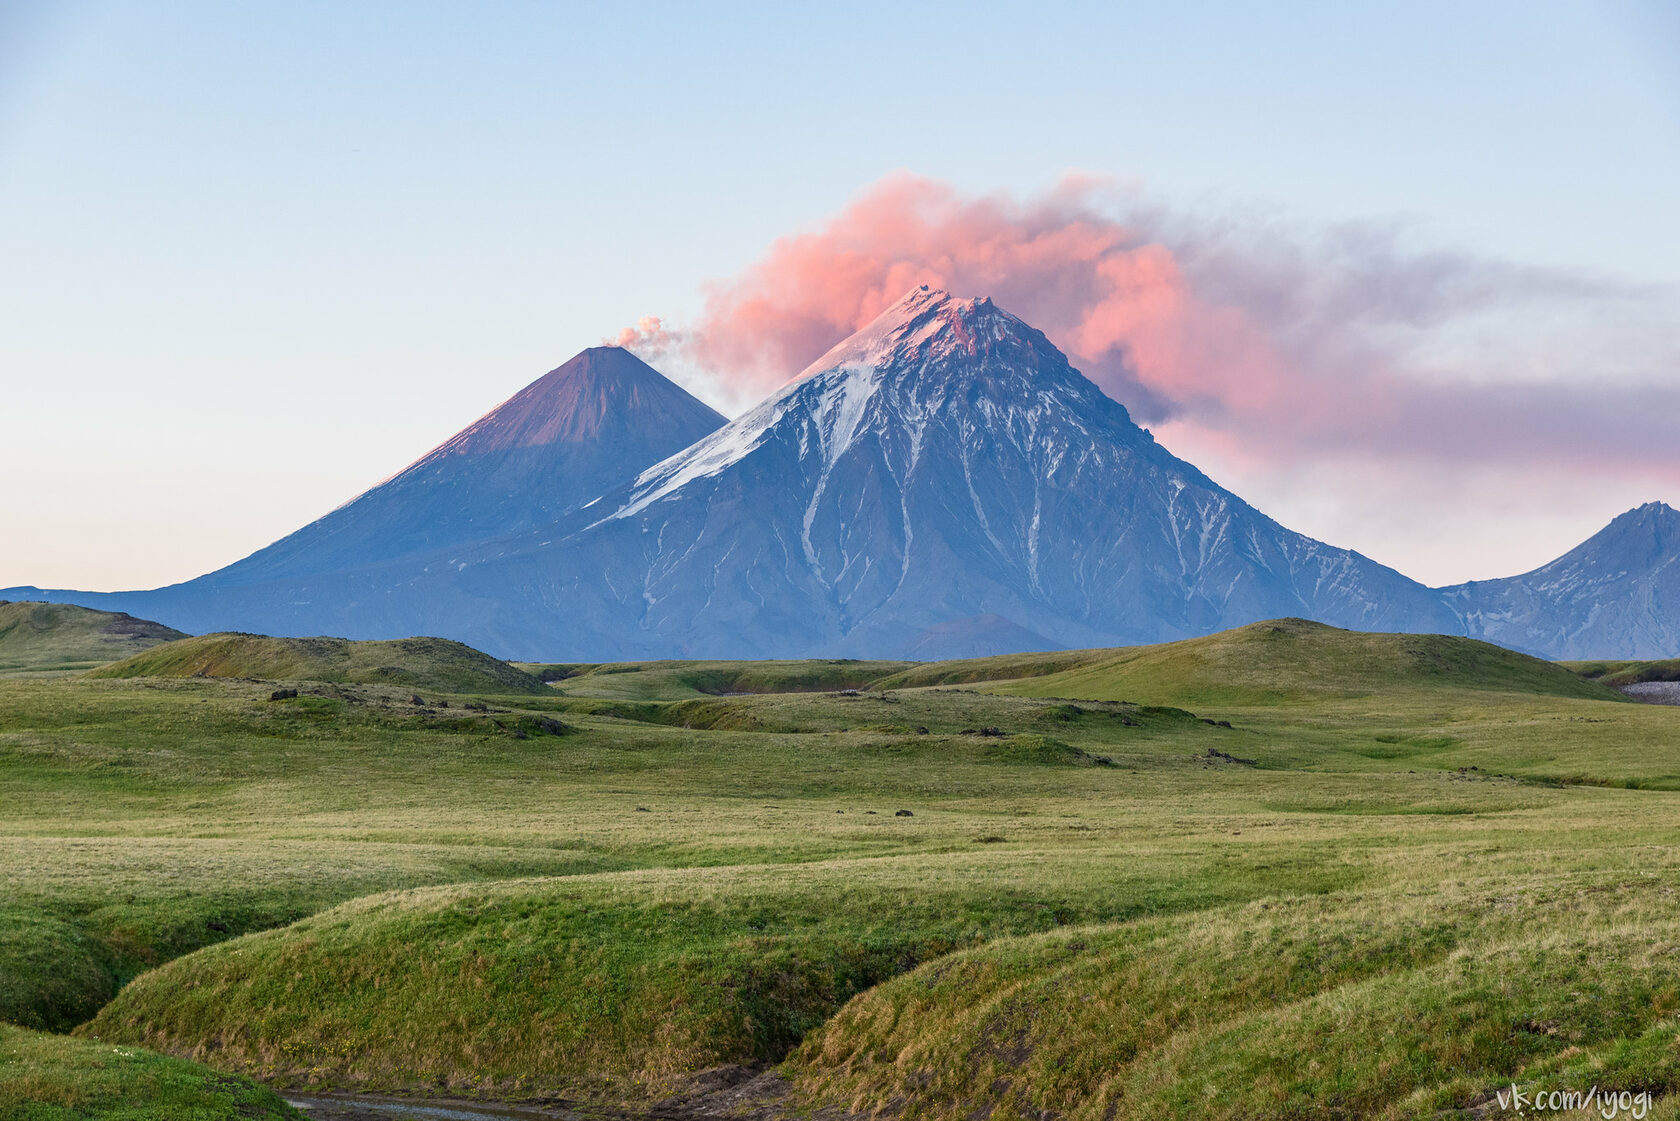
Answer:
[284,1094,602,1121]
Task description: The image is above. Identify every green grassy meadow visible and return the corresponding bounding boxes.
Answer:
[3,615,1678,1118]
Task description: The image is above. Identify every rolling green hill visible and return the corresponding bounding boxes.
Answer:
[536,620,1618,709]
[1566,656,1680,688]
[9,617,1680,1116]
[524,656,916,699]
[881,618,1624,706]
[87,632,546,694]
[0,600,185,675]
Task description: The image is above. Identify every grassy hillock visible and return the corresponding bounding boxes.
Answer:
[0,601,185,676]
[931,617,1623,707]
[538,620,1620,709]
[0,1023,302,1119]
[81,845,1348,1099]
[1568,657,1680,688]
[87,632,546,694]
[791,873,1680,1120]
[525,657,915,699]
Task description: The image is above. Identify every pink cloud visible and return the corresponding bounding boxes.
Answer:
[607,315,683,360]
[616,173,1680,479]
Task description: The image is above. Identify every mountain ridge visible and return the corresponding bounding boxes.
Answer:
[370,287,1462,658]
[3,292,1674,661]
[1443,500,1680,659]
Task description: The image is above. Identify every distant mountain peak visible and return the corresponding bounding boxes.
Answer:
[1577,501,1678,553]
[189,346,726,589]
[1442,499,1680,658]
[1625,500,1678,523]
[603,289,1109,526]
[427,345,717,459]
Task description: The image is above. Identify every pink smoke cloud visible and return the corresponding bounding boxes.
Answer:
[670,174,1210,420]
[608,315,683,360]
[616,173,1680,478]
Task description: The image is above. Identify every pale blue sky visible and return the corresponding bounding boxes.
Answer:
[3,1,1677,589]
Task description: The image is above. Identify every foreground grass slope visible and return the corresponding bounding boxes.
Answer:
[793,871,1680,1120]
[80,841,1356,1098]
[0,676,622,1032]
[6,619,1679,1115]
[0,1024,301,1120]
[0,602,184,676]
[88,633,546,694]
[0,674,1230,1037]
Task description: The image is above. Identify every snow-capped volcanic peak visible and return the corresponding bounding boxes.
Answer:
[606,286,1111,523]
[795,285,1025,378]
[549,282,1460,660]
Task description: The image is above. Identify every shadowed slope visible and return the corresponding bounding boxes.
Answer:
[0,349,726,645]
[1567,656,1680,688]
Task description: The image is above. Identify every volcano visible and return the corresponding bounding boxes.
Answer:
[9,292,1674,661]
[201,346,726,587]
[375,287,1459,658]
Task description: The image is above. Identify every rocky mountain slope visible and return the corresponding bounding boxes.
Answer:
[1444,501,1680,659]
